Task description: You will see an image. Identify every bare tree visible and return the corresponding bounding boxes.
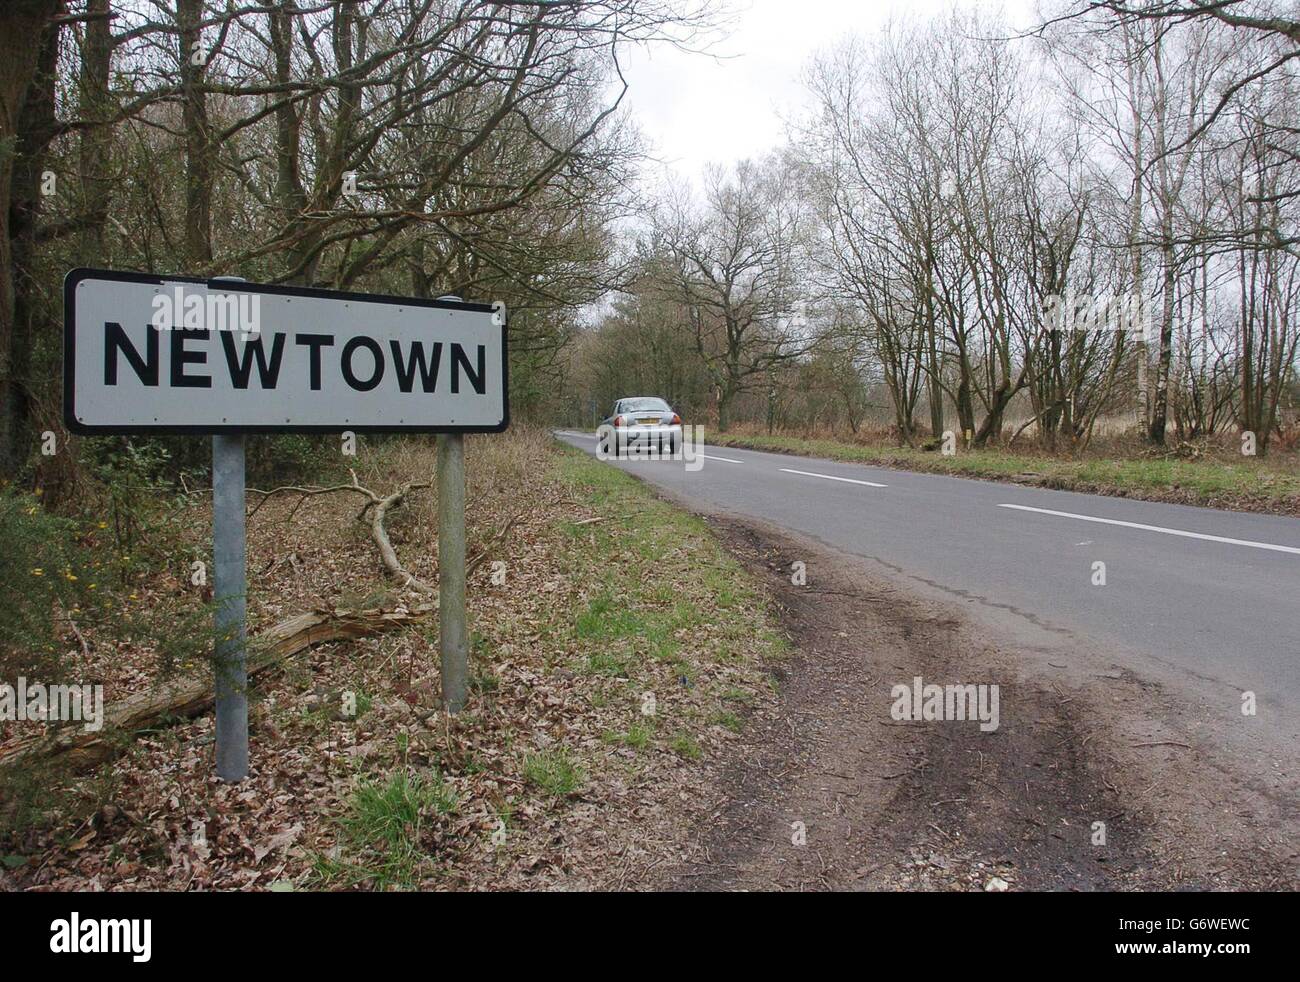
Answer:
[646,157,817,431]
[0,0,722,476]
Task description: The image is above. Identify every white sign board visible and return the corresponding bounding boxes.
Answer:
[64,268,508,434]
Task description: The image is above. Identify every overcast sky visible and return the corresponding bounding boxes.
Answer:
[618,0,1040,188]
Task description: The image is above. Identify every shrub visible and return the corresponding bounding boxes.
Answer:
[0,491,98,680]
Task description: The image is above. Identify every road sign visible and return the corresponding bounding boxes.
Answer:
[64,268,508,434]
[64,268,507,783]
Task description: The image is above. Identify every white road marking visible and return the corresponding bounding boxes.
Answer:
[779,468,887,488]
[700,453,744,464]
[998,503,1300,556]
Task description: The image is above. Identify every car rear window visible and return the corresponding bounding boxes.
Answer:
[622,399,670,412]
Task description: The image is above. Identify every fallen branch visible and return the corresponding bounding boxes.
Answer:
[0,605,432,773]
[1006,401,1065,448]
[368,483,435,595]
[58,600,92,659]
[466,507,528,579]
[248,473,434,595]
[1,484,529,774]
[247,481,369,521]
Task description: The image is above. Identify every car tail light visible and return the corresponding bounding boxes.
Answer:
[613,415,624,427]
[670,414,682,425]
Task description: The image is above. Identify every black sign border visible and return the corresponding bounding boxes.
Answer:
[63,267,510,435]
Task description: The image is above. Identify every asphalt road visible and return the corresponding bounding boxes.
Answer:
[554,430,1300,726]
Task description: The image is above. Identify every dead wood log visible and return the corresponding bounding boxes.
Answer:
[0,605,432,773]
[466,507,527,579]
[248,472,435,595]
[1,479,527,774]
[369,486,434,595]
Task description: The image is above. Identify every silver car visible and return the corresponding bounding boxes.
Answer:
[598,397,683,456]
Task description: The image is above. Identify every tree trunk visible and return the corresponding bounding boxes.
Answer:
[717,385,735,432]
[178,0,214,265]
[0,0,62,476]
[1148,243,1176,445]
[78,0,113,259]
[924,267,944,437]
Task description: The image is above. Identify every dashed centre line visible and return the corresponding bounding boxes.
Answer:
[997,503,1300,555]
[564,431,1299,559]
[779,468,887,488]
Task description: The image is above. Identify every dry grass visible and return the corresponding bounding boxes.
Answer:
[0,426,786,890]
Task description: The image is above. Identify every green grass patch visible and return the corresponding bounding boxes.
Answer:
[553,448,780,679]
[712,710,744,733]
[575,591,651,641]
[523,749,584,797]
[670,732,702,759]
[601,720,656,750]
[584,650,631,676]
[538,442,791,825]
[315,770,457,890]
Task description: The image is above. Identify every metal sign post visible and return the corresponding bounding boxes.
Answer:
[437,433,467,712]
[212,433,248,781]
[64,269,508,777]
[210,274,248,782]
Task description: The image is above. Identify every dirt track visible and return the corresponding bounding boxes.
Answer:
[653,514,1299,891]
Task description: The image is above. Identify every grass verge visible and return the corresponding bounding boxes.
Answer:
[0,428,790,892]
[307,439,788,888]
[707,430,1300,515]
